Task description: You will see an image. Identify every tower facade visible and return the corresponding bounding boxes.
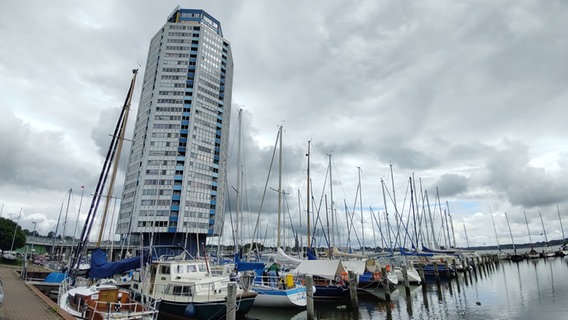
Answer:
[117,8,233,255]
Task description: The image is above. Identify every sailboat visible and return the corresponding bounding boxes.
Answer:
[504,212,524,262]
[489,207,509,260]
[234,123,307,308]
[539,211,556,258]
[523,211,540,259]
[58,70,159,320]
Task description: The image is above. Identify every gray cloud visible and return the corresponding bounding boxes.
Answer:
[1,0,567,248]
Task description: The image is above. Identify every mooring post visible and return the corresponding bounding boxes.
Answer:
[306,275,315,320]
[452,258,460,292]
[226,282,236,320]
[348,270,358,310]
[461,258,469,285]
[382,266,391,303]
[402,265,411,296]
[418,263,426,291]
[433,261,440,287]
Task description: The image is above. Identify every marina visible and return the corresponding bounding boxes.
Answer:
[2,252,568,319]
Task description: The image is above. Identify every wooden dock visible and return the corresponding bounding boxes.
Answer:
[0,265,74,320]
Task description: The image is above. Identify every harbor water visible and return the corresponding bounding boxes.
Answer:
[246,256,568,320]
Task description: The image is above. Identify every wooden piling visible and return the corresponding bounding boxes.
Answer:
[348,270,358,310]
[433,261,440,287]
[381,266,391,303]
[452,259,460,292]
[402,265,411,296]
[226,282,236,320]
[306,275,315,320]
[461,259,469,286]
[418,263,426,291]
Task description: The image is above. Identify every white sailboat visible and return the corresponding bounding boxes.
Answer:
[524,211,540,259]
[2,208,22,261]
[489,207,509,260]
[235,124,307,308]
[539,211,556,258]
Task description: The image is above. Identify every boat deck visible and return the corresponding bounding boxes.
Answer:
[0,265,75,319]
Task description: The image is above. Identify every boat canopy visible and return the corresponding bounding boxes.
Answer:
[89,248,147,279]
[341,260,366,274]
[274,247,303,267]
[292,260,346,281]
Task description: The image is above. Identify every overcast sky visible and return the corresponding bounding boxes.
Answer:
[1,1,567,251]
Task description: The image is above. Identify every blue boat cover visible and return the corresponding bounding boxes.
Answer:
[307,248,318,260]
[45,272,67,283]
[89,248,146,279]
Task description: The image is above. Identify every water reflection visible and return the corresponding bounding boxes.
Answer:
[245,257,568,319]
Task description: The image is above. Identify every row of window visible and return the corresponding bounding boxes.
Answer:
[169,24,200,31]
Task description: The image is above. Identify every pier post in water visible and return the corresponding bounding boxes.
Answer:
[418,263,426,291]
[462,259,470,285]
[452,259,460,292]
[381,266,391,303]
[402,265,411,296]
[226,282,236,320]
[348,270,358,310]
[433,261,441,287]
[306,275,315,320]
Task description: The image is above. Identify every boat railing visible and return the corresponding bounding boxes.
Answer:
[87,299,158,319]
[251,273,305,289]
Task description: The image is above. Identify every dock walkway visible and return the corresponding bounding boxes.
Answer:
[0,265,74,320]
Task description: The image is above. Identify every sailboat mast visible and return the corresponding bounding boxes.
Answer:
[557,205,565,241]
[328,154,335,248]
[235,109,242,256]
[409,177,418,249]
[523,211,533,247]
[96,70,138,246]
[277,125,283,248]
[446,201,456,248]
[463,224,470,248]
[381,178,392,251]
[306,140,311,249]
[71,69,138,273]
[539,211,549,244]
[73,186,85,248]
[489,207,501,251]
[425,191,437,248]
[419,178,430,248]
[389,164,400,248]
[60,188,72,258]
[504,212,517,254]
[9,208,22,253]
[358,167,364,254]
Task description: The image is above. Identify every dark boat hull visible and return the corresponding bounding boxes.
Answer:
[313,285,349,299]
[157,292,256,320]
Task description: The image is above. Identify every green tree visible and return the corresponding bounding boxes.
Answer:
[0,217,27,252]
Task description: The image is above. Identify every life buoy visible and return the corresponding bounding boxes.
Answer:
[373,271,381,281]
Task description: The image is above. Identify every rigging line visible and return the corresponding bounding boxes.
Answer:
[310,192,330,250]
[369,206,386,250]
[250,129,279,248]
[344,198,363,251]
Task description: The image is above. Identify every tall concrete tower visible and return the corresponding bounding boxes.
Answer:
[117,8,233,255]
